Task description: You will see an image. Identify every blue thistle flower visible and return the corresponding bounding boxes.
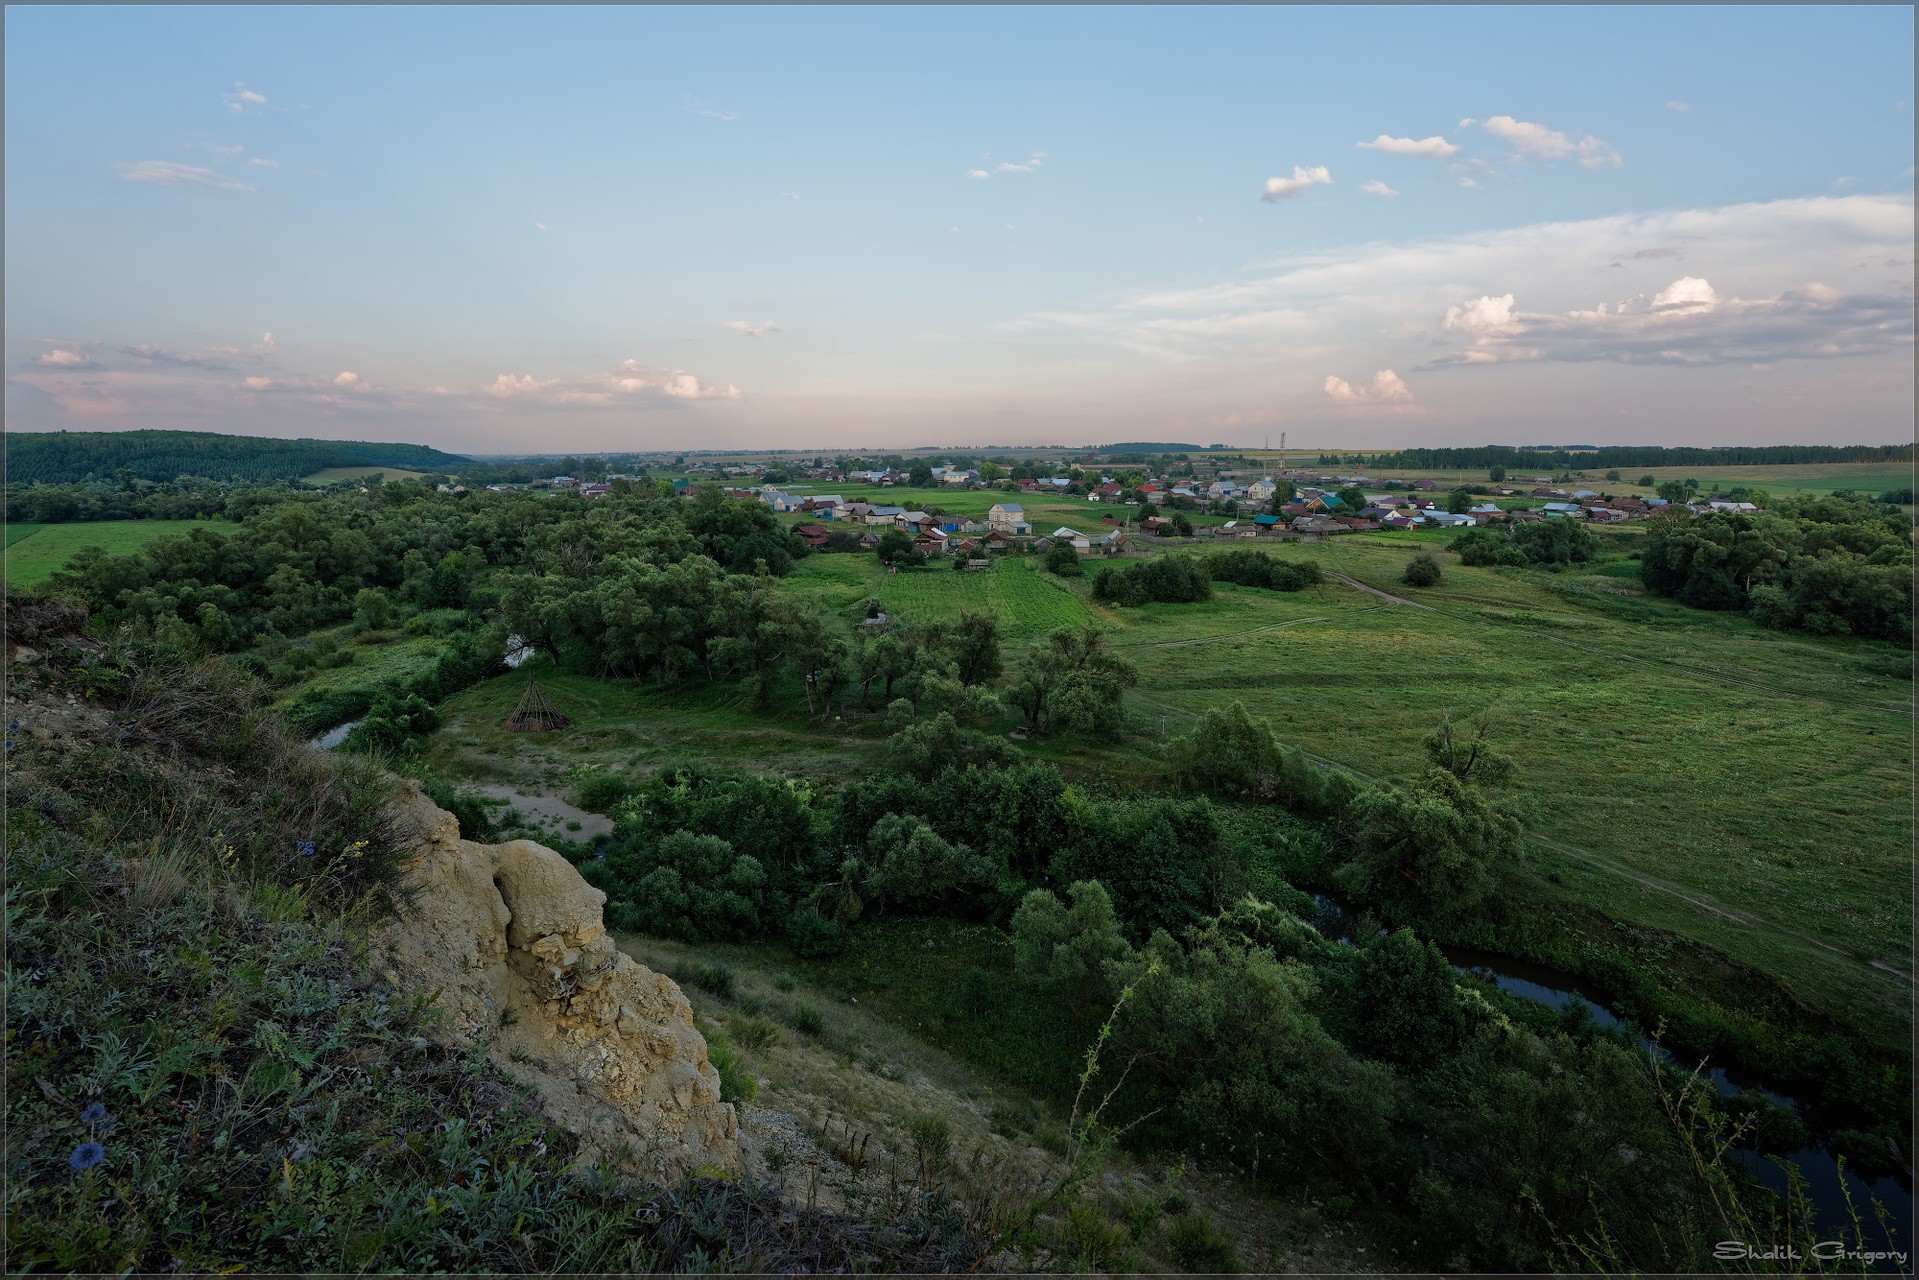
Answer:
[68,1142,105,1172]
[80,1102,114,1132]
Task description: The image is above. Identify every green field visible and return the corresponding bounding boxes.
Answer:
[2,519,240,587]
[1222,455,1912,500]
[303,465,431,485]
[425,532,1913,1056]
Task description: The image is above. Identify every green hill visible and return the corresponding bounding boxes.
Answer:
[3,430,471,485]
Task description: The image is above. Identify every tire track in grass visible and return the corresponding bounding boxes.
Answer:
[1323,570,1912,715]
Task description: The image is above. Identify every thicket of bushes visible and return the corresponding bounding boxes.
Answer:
[1091,550,1321,606]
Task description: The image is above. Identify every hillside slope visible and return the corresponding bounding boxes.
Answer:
[4,430,470,485]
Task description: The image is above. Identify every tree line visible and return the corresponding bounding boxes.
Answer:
[7,429,469,485]
[1319,443,1912,471]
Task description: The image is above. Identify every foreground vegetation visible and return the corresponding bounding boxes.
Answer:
[9,469,1910,1270]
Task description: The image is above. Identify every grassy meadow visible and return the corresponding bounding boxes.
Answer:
[1,518,240,588]
[1223,453,1913,500]
[302,465,432,485]
[413,526,1912,1056]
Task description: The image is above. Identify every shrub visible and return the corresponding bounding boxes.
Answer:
[671,961,738,1000]
[1204,549,1322,590]
[1091,555,1211,606]
[703,1025,758,1105]
[1165,1211,1240,1273]
[1402,553,1442,587]
[1450,527,1527,567]
[1043,543,1083,576]
[789,1004,826,1035]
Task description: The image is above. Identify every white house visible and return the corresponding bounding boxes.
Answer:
[988,503,1031,535]
[1051,526,1093,551]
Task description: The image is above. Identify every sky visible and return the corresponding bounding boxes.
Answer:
[5,5,1914,454]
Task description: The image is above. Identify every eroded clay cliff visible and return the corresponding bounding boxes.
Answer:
[376,781,738,1178]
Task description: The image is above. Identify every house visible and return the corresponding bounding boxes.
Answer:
[1421,511,1475,528]
[1253,513,1280,528]
[1092,482,1125,501]
[1380,513,1417,529]
[1708,500,1759,513]
[1413,479,1435,491]
[1572,489,1599,500]
[1469,503,1503,517]
[939,468,980,486]
[1051,526,1093,552]
[1539,502,1585,518]
[913,530,951,556]
[1141,515,1170,534]
[1096,529,1129,551]
[580,484,612,498]
[1333,516,1378,531]
[1245,480,1276,503]
[1531,487,1566,499]
[1291,514,1345,535]
[964,557,992,571]
[1305,493,1346,514]
[794,523,830,549]
[988,503,1032,535]
[1217,520,1260,539]
[1031,536,1055,552]
[868,505,905,525]
[983,530,1018,550]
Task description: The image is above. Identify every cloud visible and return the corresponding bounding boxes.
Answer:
[682,95,740,121]
[1357,134,1458,158]
[969,153,1047,179]
[247,157,279,168]
[780,191,800,200]
[34,348,96,369]
[484,360,740,404]
[1426,274,1910,369]
[243,376,273,389]
[720,320,783,338]
[122,332,276,369]
[535,221,549,231]
[1666,100,1691,112]
[1009,192,1914,387]
[334,371,362,386]
[1324,369,1416,406]
[1261,165,1332,201]
[222,82,269,113]
[1476,115,1622,170]
[1361,180,1400,199]
[116,161,254,191]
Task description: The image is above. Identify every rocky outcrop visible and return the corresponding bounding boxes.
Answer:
[376,781,738,1178]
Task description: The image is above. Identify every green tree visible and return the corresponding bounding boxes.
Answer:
[1445,487,1474,514]
[353,586,393,631]
[1337,486,1367,511]
[603,831,769,942]
[1012,880,1132,1021]
[1638,474,1657,487]
[1402,553,1442,587]
[908,462,935,487]
[864,812,996,907]
[1488,465,1506,482]
[1346,929,1468,1069]
[1005,626,1137,734]
[876,529,923,568]
[1338,768,1527,918]
[1656,480,1689,503]
[950,609,1004,688]
[1043,543,1083,576]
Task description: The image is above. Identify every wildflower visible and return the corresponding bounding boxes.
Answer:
[296,840,315,858]
[3,741,13,753]
[68,1142,105,1172]
[80,1102,115,1132]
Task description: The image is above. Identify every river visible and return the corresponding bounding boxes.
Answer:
[1305,894,1913,1263]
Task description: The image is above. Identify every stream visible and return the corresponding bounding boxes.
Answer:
[1306,895,1913,1260]
[306,718,363,750]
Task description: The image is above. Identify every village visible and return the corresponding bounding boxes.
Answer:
[464,454,1754,562]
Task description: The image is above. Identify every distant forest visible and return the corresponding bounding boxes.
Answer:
[5,430,472,485]
[1319,443,1915,471]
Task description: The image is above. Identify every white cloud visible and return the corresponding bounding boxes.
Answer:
[1011,193,1914,386]
[1458,176,1480,190]
[334,371,362,386]
[720,320,783,338]
[535,221,549,231]
[1357,134,1458,158]
[222,82,269,113]
[969,153,1047,180]
[247,157,279,168]
[1428,273,1909,369]
[1261,165,1333,201]
[1324,369,1416,406]
[34,348,95,368]
[1361,180,1400,199]
[244,376,273,389]
[1666,100,1691,112]
[1652,276,1718,311]
[116,161,254,191]
[682,95,740,121]
[1476,115,1622,170]
[123,332,276,369]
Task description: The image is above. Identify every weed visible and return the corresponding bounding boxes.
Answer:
[788,1003,825,1036]
[1165,1210,1240,1272]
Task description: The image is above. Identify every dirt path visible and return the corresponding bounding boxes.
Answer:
[471,784,614,840]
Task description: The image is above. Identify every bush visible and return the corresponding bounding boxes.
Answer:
[703,1025,757,1105]
[1450,527,1527,567]
[1203,549,1322,590]
[1165,1211,1240,1273]
[1043,543,1083,576]
[1091,555,1211,606]
[789,1004,826,1035]
[670,961,738,1000]
[1403,553,1442,587]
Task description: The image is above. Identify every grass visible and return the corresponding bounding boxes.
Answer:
[418,537,1912,1059]
[2,520,240,588]
[302,465,431,485]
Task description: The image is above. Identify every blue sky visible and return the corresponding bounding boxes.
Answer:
[6,5,1913,452]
